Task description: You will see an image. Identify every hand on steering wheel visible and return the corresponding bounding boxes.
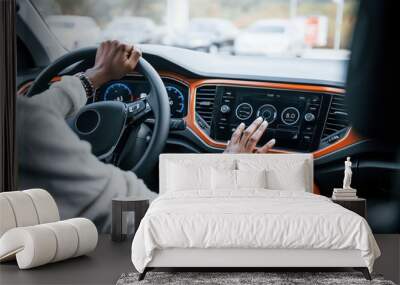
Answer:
[27,41,171,179]
[85,41,142,89]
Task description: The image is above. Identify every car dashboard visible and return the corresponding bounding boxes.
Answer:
[191,80,350,153]
[90,72,351,154]
[93,76,189,119]
[17,46,355,158]
[202,84,328,152]
[17,45,397,232]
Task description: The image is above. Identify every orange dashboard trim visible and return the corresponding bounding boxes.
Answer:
[17,82,32,96]
[17,76,62,96]
[190,79,345,94]
[17,72,362,160]
[180,77,359,156]
[164,75,361,196]
[313,183,321,195]
[157,73,353,154]
[17,72,363,195]
[313,129,361,159]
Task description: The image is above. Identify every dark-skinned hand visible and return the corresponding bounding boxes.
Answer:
[85,40,142,89]
[224,117,276,153]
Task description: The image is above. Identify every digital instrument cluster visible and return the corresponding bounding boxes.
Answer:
[210,86,329,151]
[94,77,188,118]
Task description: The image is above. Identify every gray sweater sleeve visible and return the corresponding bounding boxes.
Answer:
[17,76,157,233]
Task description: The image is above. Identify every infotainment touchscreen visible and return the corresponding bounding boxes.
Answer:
[233,87,306,128]
[210,85,324,151]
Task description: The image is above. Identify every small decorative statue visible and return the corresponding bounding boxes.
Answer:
[343,157,353,189]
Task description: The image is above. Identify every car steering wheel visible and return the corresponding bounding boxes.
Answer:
[26,47,170,178]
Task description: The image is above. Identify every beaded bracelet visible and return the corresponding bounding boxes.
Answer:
[75,72,96,98]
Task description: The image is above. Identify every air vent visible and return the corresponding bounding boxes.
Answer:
[322,95,350,138]
[195,85,217,126]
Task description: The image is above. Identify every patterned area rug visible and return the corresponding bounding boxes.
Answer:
[117,272,396,285]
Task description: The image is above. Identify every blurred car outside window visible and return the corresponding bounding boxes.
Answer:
[31,0,358,60]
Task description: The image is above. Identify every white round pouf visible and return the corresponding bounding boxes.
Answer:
[0,189,98,269]
[42,221,79,262]
[64,218,98,257]
[0,226,57,269]
[0,218,98,269]
[1,192,39,227]
[0,196,17,237]
[23,189,60,223]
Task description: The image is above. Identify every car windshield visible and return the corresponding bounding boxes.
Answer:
[31,0,357,59]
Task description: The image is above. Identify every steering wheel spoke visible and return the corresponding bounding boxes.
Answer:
[27,47,170,178]
[126,98,152,123]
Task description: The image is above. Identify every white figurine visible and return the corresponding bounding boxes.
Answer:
[343,157,353,189]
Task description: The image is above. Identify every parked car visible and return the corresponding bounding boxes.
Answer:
[234,19,305,56]
[46,15,101,50]
[102,17,158,44]
[163,18,238,53]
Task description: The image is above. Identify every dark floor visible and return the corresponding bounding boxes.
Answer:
[0,234,398,285]
[0,235,133,285]
[373,234,400,284]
